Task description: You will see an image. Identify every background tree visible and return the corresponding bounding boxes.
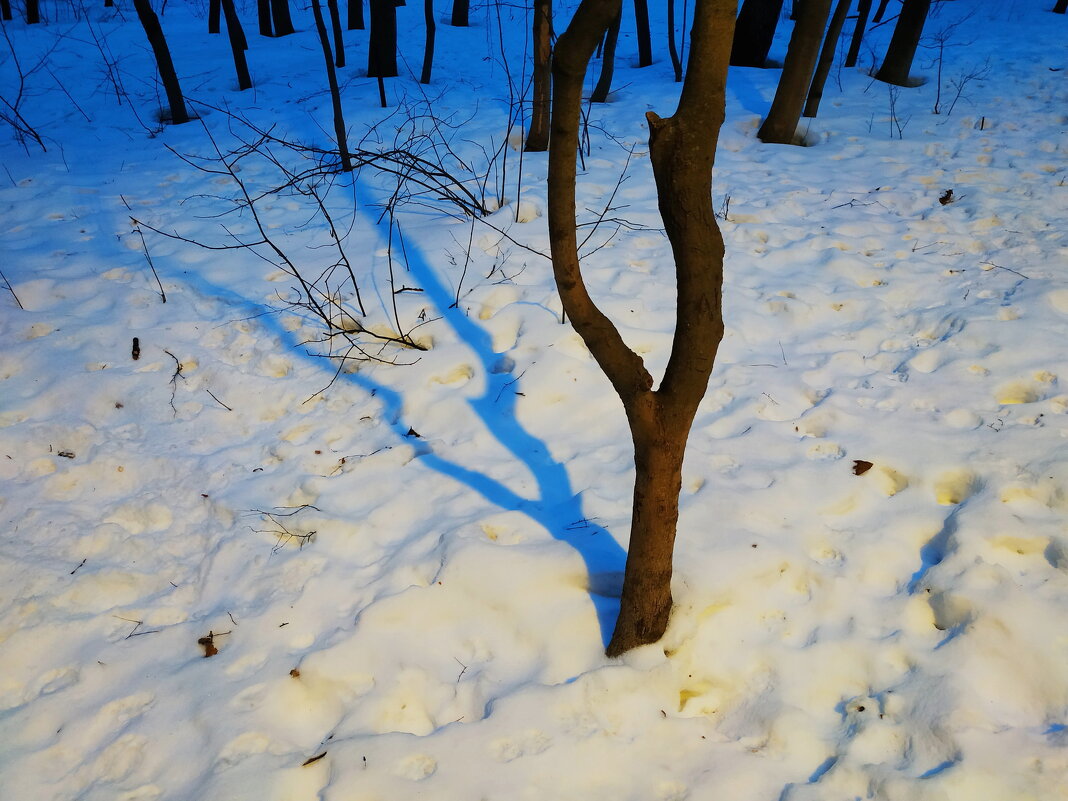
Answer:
[270,0,297,36]
[209,0,222,34]
[1055,0,1067,14]
[221,0,252,89]
[310,0,352,168]
[632,0,652,66]
[666,0,682,81]
[420,0,435,83]
[730,0,784,67]
[590,5,622,101]
[548,0,735,656]
[132,0,190,124]
[26,0,39,24]
[525,0,552,150]
[328,0,346,66]
[803,0,850,117]
[845,0,872,67]
[756,0,831,143]
[258,0,273,36]
[875,0,931,85]
[348,0,365,29]
[367,0,400,77]
[450,0,469,26]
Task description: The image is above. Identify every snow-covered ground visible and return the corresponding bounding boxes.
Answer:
[1,1,1066,799]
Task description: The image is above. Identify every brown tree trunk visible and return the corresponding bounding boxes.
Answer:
[756,0,831,144]
[222,0,252,88]
[730,0,784,67]
[548,0,733,657]
[845,0,872,68]
[803,0,850,118]
[874,0,931,86]
[590,5,622,102]
[525,0,552,151]
[132,0,190,124]
[666,0,682,81]
[310,0,353,169]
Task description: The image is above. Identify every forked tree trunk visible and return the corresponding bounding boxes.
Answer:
[730,0,784,67]
[310,0,353,169]
[132,0,190,124]
[875,0,931,86]
[348,0,365,28]
[757,0,831,143]
[633,0,652,66]
[548,0,734,657]
[845,0,872,68]
[525,0,552,151]
[803,0,850,117]
[420,0,435,83]
[590,5,622,102]
[221,0,252,88]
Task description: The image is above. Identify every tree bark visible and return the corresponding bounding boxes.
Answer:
[420,0,436,83]
[666,0,682,81]
[450,0,469,25]
[26,0,39,23]
[209,0,221,33]
[221,0,252,89]
[845,0,871,68]
[367,0,399,77]
[756,0,831,144]
[258,0,273,36]
[270,0,296,36]
[525,0,552,151]
[132,0,190,124]
[2,0,13,21]
[548,0,733,656]
[633,0,652,66]
[803,0,850,117]
[590,6,622,102]
[328,0,346,66]
[871,0,890,23]
[730,0,784,67]
[310,0,353,169]
[348,0,365,28]
[874,0,931,86]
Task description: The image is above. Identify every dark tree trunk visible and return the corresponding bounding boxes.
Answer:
[450,0,468,25]
[1055,0,1067,13]
[420,0,435,83]
[132,0,190,124]
[328,0,346,66]
[348,0,365,28]
[730,0,784,67]
[105,0,114,8]
[209,0,221,33]
[367,0,399,77]
[270,0,296,36]
[875,0,931,86]
[258,0,273,36]
[757,0,831,144]
[525,0,552,151]
[26,0,39,23]
[221,0,252,88]
[845,0,872,68]
[633,0,652,66]
[590,5,622,102]
[310,0,353,169]
[666,0,681,81]
[548,0,733,657]
[2,0,13,21]
[803,0,850,117]
[871,0,890,23]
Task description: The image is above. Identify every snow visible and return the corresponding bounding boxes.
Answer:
[1,1,1066,799]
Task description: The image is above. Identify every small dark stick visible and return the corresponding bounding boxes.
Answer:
[132,337,141,360]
